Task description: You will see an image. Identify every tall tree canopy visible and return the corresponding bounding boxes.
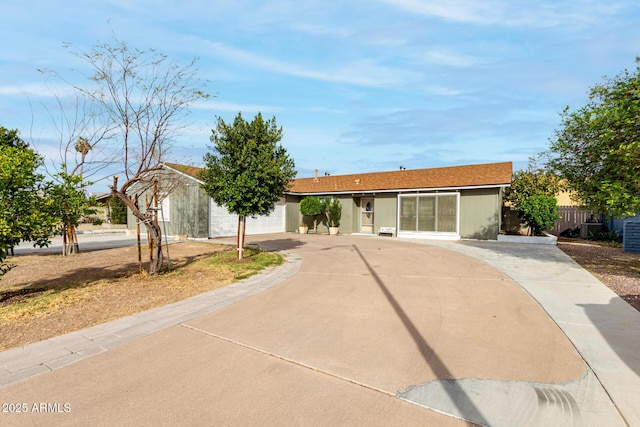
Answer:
[546,58,640,217]
[199,113,296,259]
[0,127,56,276]
[504,159,561,208]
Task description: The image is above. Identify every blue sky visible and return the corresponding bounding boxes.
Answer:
[1,0,639,190]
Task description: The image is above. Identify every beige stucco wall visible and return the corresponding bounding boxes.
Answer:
[556,190,579,206]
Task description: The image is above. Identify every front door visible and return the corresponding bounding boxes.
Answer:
[361,197,374,233]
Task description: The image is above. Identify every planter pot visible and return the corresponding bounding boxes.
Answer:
[299,226,308,234]
[329,227,339,235]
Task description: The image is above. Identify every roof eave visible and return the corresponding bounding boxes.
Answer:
[286,183,511,196]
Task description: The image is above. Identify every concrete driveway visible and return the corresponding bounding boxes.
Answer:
[0,234,635,426]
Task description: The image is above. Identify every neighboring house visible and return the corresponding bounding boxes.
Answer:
[125,163,286,239]
[126,161,512,241]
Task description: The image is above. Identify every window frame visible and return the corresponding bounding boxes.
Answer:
[397,192,460,237]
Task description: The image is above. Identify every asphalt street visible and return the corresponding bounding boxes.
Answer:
[10,232,146,255]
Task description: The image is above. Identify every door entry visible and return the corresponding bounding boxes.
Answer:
[361,197,374,233]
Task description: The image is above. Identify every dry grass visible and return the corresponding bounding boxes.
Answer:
[0,242,282,351]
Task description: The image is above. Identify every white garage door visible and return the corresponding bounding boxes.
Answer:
[208,198,286,238]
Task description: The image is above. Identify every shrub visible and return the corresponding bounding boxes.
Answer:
[588,229,620,243]
[300,196,325,233]
[326,199,342,227]
[108,197,128,224]
[517,194,559,236]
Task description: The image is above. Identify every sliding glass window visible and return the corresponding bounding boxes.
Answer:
[399,193,458,233]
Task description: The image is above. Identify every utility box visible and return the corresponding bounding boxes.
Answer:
[623,222,640,253]
[580,223,603,238]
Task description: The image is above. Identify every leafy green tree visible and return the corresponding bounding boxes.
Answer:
[48,166,96,255]
[504,160,561,208]
[546,58,640,217]
[326,199,342,228]
[200,113,296,259]
[0,127,56,276]
[504,160,561,235]
[300,196,326,233]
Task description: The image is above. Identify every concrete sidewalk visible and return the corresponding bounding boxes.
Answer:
[0,235,637,426]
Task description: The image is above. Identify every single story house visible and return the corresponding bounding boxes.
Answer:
[127,161,512,241]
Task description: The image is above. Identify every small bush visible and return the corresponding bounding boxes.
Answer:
[588,229,620,243]
[92,218,104,226]
[108,197,128,224]
[517,194,559,236]
[326,199,342,227]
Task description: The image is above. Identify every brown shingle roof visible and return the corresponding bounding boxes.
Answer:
[288,162,512,194]
[163,162,203,180]
[163,161,512,194]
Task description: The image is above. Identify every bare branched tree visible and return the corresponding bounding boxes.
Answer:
[50,38,209,273]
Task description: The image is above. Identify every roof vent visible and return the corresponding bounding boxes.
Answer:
[355,179,361,185]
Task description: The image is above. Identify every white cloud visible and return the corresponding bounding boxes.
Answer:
[191,99,284,114]
[378,0,489,24]
[376,0,630,27]
[290,23,355,39]
[207,41,418,87]
[421,49,479,67]
[0,83,72,98]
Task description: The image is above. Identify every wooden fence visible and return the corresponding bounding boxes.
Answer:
[503,205,600,235]
[550,206,600,234]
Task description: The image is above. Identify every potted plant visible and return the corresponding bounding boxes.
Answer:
[298,221,308,235]
[300,196,325,234]
[326,199,342,235]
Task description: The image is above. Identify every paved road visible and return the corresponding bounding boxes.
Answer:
[0,234,637,426]
[11,232,146,255]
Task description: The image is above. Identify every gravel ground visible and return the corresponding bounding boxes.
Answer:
[557,238,640,311]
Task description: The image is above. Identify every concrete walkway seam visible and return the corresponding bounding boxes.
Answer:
[181,323,395,398]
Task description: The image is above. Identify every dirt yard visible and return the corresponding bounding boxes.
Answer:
[0,236,637,352]
[0,241,250,351]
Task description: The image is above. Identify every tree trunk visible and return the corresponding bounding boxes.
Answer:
[62,229,68,256]
[112,190,163,275]
[237,215,246,260]
[145,219,163,274]
[70,225,79,254]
